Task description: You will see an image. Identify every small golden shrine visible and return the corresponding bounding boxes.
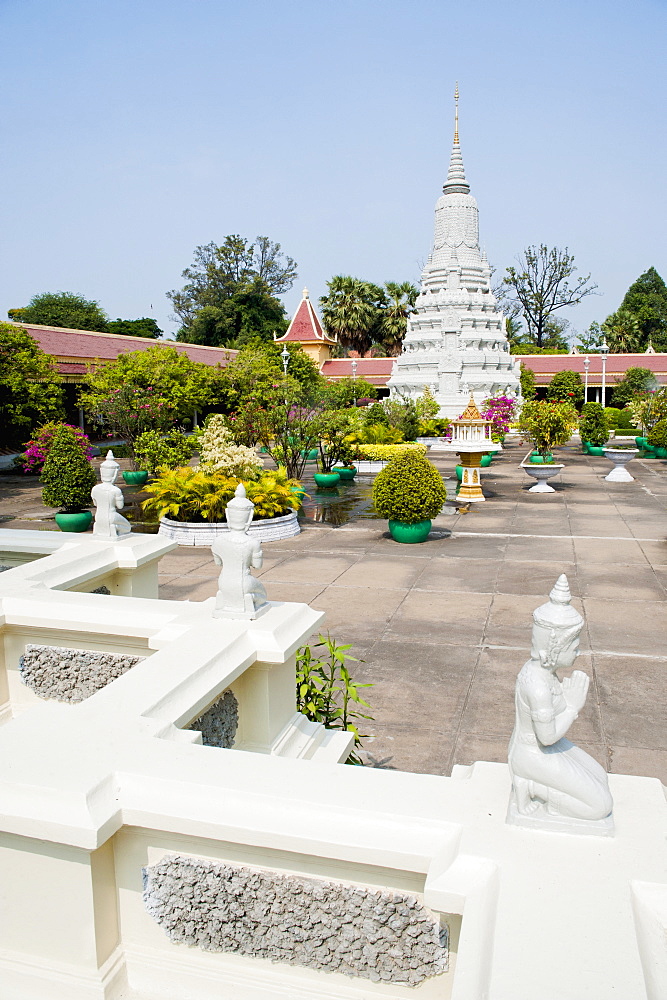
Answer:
[439,395,501,502]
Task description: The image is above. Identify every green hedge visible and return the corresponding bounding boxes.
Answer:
[357,443,427,461]
[372,451,447,523]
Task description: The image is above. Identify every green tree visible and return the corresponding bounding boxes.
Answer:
[168,235,296,346]
[218,342,323,411]
[320,276,384,355]
[576,321,603,352]
[106,318,162,339]
[503,246,597,349]
[618,267,667,350]
[79,345,227,428]
[9,292,109,331]
[375,281,418,355]
[177,278,288,348]
[601,307,641,353]
[546,370,584,408]
[611,366,655,407]
[519,363,536,400]
[0,323,64,446]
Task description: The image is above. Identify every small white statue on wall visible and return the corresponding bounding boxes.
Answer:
[507,574,613,835]
[212,484,269,620]
[92,451,132,538]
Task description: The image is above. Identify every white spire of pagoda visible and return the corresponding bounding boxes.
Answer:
[387,85,520,418]
[442,83,470,195]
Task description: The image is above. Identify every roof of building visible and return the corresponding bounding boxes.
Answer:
[518,353,667,385]
[12,322,237,373]
[320,357,395,386]
[275,289,336,345]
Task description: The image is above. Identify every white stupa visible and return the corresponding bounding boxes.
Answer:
[388,86,520,418]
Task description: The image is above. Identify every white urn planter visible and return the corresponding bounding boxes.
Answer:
[522,463,565,493]
[158,509,300,546]
[603,447,638,482]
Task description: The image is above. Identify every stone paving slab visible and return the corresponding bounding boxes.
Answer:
[1,439,665,783]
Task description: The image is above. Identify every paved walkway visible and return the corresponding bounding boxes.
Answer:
[2,440,665,781]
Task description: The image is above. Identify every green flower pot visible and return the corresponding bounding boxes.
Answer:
[290,485,308,503]
[587,446,606,456]
[480,454,493,467]
[455,465,463,482]
[313,472,340,488]
[54,511,93,533]
[530,453,554,464]
[388,518,432,543]
[582,441,591,454]
[301,448,319,460]
[656,447,667,458]
[332,466,357,480]
[123,471,148,486]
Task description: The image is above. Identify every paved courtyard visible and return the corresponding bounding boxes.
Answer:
[2,439,666,781]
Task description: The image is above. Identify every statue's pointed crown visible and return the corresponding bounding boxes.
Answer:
[100,450,119,474]
[533,574,583,630]
[443,83,470,195]
[226,482,254,512]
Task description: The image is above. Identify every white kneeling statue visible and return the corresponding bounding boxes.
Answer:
[212,484,269,620]
[92,451,132,538]
[507,574,613,834]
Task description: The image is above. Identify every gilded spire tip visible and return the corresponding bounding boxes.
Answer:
[454,82,459,144]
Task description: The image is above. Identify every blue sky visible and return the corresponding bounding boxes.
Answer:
[1,0,665,342]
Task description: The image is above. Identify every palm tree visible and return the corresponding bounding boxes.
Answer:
[602,308,641,353]
[377,281,418,355]
[319,276,382,355]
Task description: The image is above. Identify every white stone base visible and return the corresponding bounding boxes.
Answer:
[353,460,387,474]
[158,510,300,545]
[506,792,615,837]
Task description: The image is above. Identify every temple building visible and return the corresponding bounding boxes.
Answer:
[388,87,520,417]
[274,288,337,366]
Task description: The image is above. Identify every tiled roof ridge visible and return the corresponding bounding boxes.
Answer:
[9,321,235,354]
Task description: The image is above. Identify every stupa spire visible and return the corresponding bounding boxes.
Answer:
[443,83,470,195]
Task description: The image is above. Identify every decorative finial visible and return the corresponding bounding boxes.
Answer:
[302,287,309,299]
[454,82,459,143]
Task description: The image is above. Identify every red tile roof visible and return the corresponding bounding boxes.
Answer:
[13,323,237,373]
[321,357,395,386]
[276,290,336,345]
[518,353,667,385]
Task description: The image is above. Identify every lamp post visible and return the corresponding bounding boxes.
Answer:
[598,338,609,407]
[583,355,590,404]
[351,358,358,406]
[281,345,290,377]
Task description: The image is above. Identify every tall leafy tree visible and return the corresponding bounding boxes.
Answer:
[319,276,383,356]
[601,307,641,353]
[168,235,297,346]
[611,367,656,407]
[376,281,418,355]
[106,318,162,339]
[502,246,597,349]
[9,292,109,332]
[0,323,64,445]
[618,267,667,350]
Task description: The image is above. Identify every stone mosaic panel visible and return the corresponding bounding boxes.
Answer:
[187,689,238,748]
[18,643,145,703]
[143,854,448,985]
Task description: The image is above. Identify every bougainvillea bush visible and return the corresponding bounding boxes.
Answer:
[481,395,518,441]
[21,422,93,474]
[87,385,174,468]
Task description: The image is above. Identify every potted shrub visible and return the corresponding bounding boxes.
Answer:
[372,451,447,543]
[647,418,667,458]
[133,428,199,480]
[518,401,577,493]
[142,466,303,544]
[579,403,609,455]
[41,424,97,531]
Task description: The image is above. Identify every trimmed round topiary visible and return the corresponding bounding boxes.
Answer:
[579,402,609,448]
[41,424,97,512]
[372,452,447,524]
[647,418,667,449]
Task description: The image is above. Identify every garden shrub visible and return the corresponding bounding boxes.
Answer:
[372,451,447,523]
[357,443,426,461]
[41,425,97,511]
[134,429,198,475]
[142,466,299,523]
[20,421,93,475]
[197,413,263,479]
[546,370,584,407]
[357,423,404,445]
[364,402,389,426]
[604,407,620,429]
[417,418,451,436]
[579,402,609,446]
[519,400,579,454]
[647,419,667,448]
[616,408,637,429]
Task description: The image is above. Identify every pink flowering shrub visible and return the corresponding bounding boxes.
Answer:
[89,385,175,469]
[481,395,518,441]
[21,422,93,474]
